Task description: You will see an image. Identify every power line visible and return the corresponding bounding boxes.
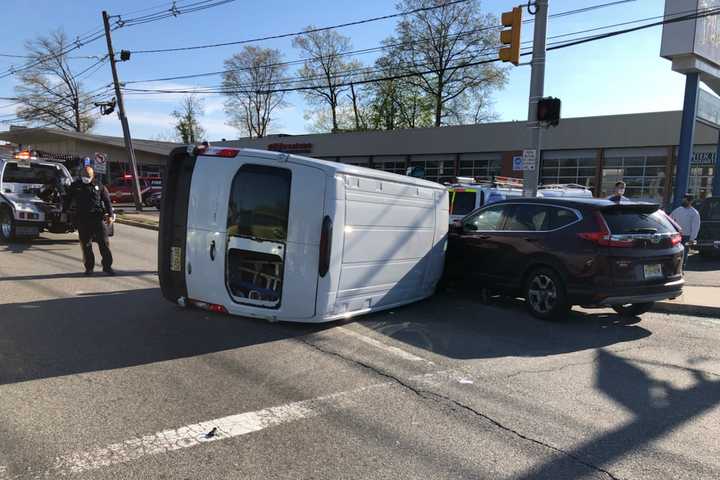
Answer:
[128,0,474,54]
[120,5,720,98]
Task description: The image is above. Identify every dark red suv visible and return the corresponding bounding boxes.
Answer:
[445,198,684,319]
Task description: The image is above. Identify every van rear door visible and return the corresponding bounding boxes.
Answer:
[223,159,326,318]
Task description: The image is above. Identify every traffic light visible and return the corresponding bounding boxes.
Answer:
[537,97,561,126]
[499,7,522,65]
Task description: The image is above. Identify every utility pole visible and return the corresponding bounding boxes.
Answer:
[524,0,548,198]
[102,10,143,211]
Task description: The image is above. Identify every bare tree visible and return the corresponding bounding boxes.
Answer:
[172,95,205,144]
[223,46,288,138]
[14,29,99,132]
[292,28,362,132]
[390,0,507,126]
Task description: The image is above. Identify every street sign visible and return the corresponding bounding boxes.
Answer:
[697,88,720,127]
[512,156,523,171]
[94,152,107,174]
[522,150,537,171]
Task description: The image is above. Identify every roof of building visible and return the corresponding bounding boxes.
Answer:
[0,128,181,156]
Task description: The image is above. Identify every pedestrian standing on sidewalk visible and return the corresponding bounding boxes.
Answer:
[671,194,701,267]
[65,165,116,275]
[607,181,629,202]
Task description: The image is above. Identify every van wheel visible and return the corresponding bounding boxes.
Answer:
[0,206,16,242]
[611,302,654,317]
[525,267,570,320]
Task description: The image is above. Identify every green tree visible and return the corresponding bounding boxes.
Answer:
[172,95,205,144]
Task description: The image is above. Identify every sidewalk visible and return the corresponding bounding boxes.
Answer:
[115,209,159,231]
[655,285,720,318]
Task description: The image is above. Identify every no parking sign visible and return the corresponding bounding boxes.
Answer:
[94,152,107,174]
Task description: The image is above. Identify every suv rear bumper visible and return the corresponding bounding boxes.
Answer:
[572,279,684,306]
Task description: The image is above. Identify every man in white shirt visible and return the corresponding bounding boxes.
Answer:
[671,194,701,267]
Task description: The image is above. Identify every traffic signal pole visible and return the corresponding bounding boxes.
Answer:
[102,10,143,212]
[524,0,548,198]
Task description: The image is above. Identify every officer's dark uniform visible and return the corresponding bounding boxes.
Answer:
[66,179,114,272]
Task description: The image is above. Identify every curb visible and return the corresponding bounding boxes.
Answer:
[115,217,159,231]
[653,301,720,319]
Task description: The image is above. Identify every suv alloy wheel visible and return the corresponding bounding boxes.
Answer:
[525,267,570,320]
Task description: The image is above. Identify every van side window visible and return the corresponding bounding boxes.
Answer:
[463,204,507,231]
[227,164,291,241]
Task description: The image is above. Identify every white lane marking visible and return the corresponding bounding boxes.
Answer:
[1,380,392,478]
[0,369,478,478]
[337,326,434,365]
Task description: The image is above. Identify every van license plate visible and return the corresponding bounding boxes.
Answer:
[643,264,663,280]
[170,246,182,272]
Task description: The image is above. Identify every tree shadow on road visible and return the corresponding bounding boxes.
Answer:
[0,288,328,386]
[513,349,720,479]
[356,291,650,360]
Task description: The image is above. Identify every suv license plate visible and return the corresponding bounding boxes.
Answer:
[644,264,663,280]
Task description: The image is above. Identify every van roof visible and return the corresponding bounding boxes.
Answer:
[212,147,447,191]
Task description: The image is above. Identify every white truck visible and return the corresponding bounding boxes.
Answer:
[159,146,449,323]
[0,151,75,241]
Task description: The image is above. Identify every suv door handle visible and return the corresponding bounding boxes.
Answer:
[478,235,491,240]
[524,237,539,242]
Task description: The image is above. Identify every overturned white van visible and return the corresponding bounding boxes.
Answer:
[159,146,448,323]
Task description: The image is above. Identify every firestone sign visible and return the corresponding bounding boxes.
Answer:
[267,142,313,154]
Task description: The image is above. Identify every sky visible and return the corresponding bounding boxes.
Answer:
[0,0,702,142]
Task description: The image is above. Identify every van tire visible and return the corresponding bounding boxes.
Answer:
[611,302,654,317]
[524,267,570,320]
[0,206,16,242]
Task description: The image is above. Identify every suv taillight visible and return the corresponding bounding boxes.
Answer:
[319,215,333,277]
[577,211,634,248]
[670,233,682,246]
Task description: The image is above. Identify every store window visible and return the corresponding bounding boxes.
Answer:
[686,147,716,200]
[541,150,598,190]
[408,154,455,183]
[372,156,407,176]
[458,153,502,180]
[602,148,668,202]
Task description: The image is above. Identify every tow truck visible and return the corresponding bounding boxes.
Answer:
[0,150,75,241]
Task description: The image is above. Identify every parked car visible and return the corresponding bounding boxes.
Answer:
[447,177,523,224]
[146,190,162,209]
[108,175,162,205]
[445,198,684,319]
[696,196,720,257]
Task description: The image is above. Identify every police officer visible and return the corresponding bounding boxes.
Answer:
[65,165,115,275]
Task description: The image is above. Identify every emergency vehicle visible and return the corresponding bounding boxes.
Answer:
[447,177,594,224]
[0,150,75,241]
[447,176,524,224]
[159,146,448,323]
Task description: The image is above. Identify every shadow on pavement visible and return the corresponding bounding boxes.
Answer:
[357,290,651,360]
[515,349,720,479]
[0,270,157,282]
[0,288,327,386]
[1,236,79,254]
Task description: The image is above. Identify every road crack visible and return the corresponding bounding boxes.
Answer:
[299,336,622,480]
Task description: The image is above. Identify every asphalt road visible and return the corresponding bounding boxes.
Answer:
[1,225,719,479]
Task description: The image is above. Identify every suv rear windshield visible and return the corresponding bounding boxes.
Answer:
[451,191,477,216]
[602,208,676,234]
[2,163,60,184]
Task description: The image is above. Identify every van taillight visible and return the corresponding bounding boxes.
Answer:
[577,211,634,248]
[319,215,332,277]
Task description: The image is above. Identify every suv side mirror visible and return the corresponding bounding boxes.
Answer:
[449,220,463,234]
